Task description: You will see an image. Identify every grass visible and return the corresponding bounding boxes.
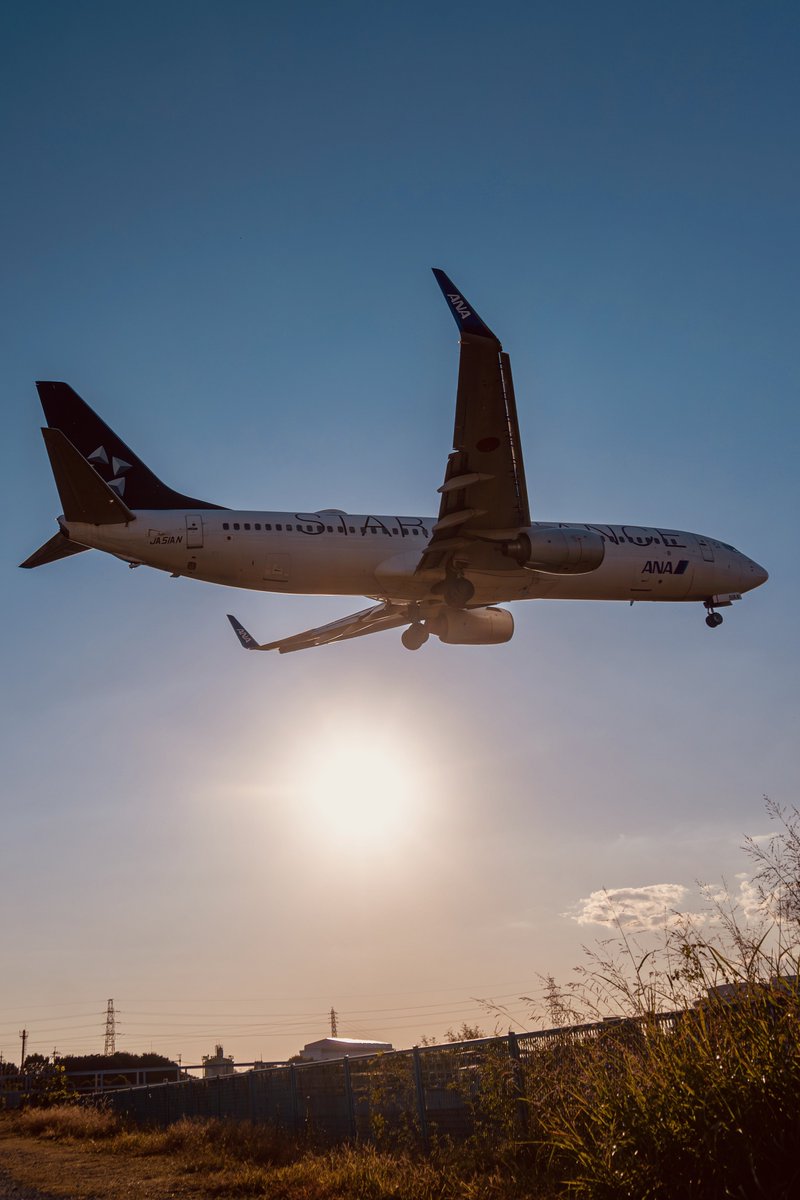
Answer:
[8,982,800,1199]
[532,987,800,1199]
[5,1105,555,1198]
[7,990,800,1199]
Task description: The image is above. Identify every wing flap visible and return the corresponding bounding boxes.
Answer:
[228,603,411,655]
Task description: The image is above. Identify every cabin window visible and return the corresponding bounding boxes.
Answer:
[326,525,333,532]
[286,524,293,531]
[223,523,229,530]
[337,527,345,533]
[255,523,261,530]
[233,523,240,530]
[244,523,251,530]
[392,528,398,534]
[264,523,272,531]
[349,526,355,533]
[412,528,419,535]
[276,524,282,531]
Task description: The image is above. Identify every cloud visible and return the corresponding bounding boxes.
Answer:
[736,877,770,922]
[565,884,691,931]
[565,875,779,935]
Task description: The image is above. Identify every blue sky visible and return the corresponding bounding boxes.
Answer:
[1,0,798,1065]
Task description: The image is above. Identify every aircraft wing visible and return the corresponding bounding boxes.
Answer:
[227,602,411,655]
[418,269,530,575]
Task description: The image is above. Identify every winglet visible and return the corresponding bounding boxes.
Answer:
[432,268,499,342]
[227,614,270,651]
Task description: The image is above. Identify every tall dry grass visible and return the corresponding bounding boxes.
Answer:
[521,799,800,1198]
[7,1106,552,1198]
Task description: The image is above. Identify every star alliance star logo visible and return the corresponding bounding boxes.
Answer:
[87,445,132,496]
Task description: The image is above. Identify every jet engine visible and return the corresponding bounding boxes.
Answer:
[503,526,605,574]
[428,606,514,645]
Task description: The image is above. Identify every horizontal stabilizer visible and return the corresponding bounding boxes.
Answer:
[19,531,90,569]
[42,427,134,525]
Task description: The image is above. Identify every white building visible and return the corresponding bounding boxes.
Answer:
[202,1044,235,1078]
[299,1037,392,1063]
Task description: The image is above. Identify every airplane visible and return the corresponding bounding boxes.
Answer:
[21,269,767,653]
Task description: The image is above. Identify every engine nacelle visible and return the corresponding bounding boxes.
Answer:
[428,606,514,646]
[504,526,605,575]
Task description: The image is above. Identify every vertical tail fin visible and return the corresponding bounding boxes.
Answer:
[36,382,223,511]
[41,427,135,524]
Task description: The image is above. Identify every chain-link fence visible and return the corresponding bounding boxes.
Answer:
[101,1013,683,1148]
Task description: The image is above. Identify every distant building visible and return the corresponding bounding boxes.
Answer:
[299,1037,392,1063]
[202,1044,234,1078]
[694,975,799,1007]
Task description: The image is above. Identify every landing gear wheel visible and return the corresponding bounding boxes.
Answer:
[705,612,723,628]
[443,576,475,609]
[402,624,429,651]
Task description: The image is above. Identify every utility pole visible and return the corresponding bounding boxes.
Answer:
[19,1029,28,1073]
[330,1007,338,1037]
[104,1000,116,1055]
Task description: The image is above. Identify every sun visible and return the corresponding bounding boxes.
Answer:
[296,732,426,848]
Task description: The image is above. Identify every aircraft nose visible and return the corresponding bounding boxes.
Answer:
[746,559,768,588]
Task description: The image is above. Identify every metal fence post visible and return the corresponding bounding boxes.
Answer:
[342,1056,357,1140]
[289,1064,300,1134]
[507,1031,528,1137]
[412,1047,430,1152]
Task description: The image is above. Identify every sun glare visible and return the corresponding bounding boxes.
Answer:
[296,730,427,849]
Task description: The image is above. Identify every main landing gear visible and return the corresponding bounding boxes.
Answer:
[704,600,724,629]
[441,574,475,609]
[401,623,429,651]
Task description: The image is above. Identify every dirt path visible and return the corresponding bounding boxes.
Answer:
[0,1134,203,1200]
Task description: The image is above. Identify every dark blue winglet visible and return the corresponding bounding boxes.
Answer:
[431,268,499,341]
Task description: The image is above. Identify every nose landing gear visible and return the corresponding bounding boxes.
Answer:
[704,600,724,628]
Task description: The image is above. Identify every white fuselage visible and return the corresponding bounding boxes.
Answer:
[63,509,767,606]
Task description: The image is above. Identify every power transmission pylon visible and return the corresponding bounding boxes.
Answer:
[104,999,116,1055]
[330,1007,338,1037]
